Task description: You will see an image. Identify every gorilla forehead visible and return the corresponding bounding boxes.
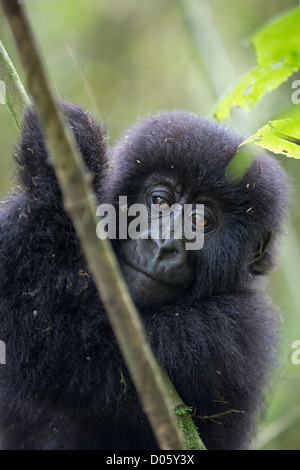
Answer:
[111,111,242,182]
[108,110,288,221]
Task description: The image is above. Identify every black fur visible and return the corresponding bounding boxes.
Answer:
[0,102,288,450]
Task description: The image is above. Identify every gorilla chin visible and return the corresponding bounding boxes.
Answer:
[120,258,189,309]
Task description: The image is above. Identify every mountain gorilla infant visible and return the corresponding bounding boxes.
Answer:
[0,101,288,450]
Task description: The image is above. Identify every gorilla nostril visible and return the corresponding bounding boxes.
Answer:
[157,240,184,262]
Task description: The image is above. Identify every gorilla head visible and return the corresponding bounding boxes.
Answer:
[103,111,288,309]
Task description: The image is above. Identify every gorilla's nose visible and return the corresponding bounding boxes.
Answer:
[150,237,190,285]
[155,238,185,263]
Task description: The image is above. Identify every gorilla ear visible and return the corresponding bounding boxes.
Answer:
[251,231,273,274]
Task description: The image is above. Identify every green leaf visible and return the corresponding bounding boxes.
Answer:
[225,144,261,183]
[240,117,300,159]
[214,7,300,121]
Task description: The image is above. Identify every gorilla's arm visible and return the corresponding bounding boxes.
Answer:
[0,102,108,322]
[0,102,113,449]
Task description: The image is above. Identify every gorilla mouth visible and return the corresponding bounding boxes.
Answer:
[121,258,182,289]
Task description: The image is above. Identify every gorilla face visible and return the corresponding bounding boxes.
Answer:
[117,181,194,308]
[111,170,222,309]
[105,111,287,311]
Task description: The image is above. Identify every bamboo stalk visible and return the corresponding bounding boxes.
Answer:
[0,40,29,129]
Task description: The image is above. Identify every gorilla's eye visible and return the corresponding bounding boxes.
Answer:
[151,195,170,209]
[191,206,216,232]
[192,213,208,228]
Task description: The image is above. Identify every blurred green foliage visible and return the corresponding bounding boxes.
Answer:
[214,6,300,121]
[0,0,300,450]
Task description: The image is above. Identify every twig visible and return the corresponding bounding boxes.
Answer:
[1,0,203,450]
[0,40,29,129]
[65,41,101,123]
[177,0,236,100]
[162,368,206,450]
[256,405,300,449]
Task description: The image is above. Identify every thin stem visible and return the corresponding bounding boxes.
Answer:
[177,0,236,100]
[0,40,29,129]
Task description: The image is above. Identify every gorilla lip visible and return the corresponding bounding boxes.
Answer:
[122,257,185,289]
